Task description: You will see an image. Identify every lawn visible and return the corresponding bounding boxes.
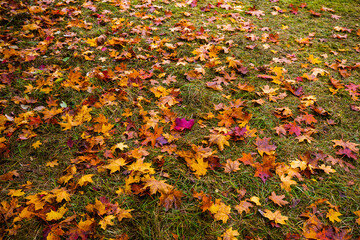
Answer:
[0,0,359,239]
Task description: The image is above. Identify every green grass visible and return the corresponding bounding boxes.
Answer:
[0,0,360,239]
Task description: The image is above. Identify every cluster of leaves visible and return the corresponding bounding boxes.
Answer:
[0,0,359,239]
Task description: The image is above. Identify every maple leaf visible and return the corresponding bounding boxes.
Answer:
[102,158,127,174]
[159,189,184,211]
[235,200,254,214]
[250,196,261,206]
[308,55,322,64]
[221,227,240,240]
[302,112,317,125]
[261,209,288,225]
[318,164,336,174]
[46,160,59,168]
[269,192,289,206]
[326,209,342,223]
[280,175,297,192]
[190,158,209,178]
[174,118,195,131]
[99,215,115,230]
[127,158,155,175]
[332,140,359,153]
[32,140,42,149]
[77,218,96,232]
[284,121,303,136]
[208,199,231,223]
[77,174,94,187]
[143,177,173,195]
[53,188,71,202]
[46,205,68,221]
[115,208,133,221]
[238,152,254,165]
[207,132,230,151]
[354,210,360,225]
[111,142,129,152]
[255,137,277,156]
[141,125,164,147]
[246,8,265,18]
[0,170,19,181]
[8,189,25,197]
[223,159,241,173]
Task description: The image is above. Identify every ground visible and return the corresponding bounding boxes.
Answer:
[0,0,360,239]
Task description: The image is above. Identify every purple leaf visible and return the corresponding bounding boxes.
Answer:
[156,135,169,145]
[174,118,195,131]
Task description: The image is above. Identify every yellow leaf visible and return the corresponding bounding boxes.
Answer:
[354,210,360,225]
[32,140,42,149]
[116,208,133,221]
[46,205,68,221]
[46,159,59,168]
[111,143,129,152]
[319,164,336,174]
[190,158,209,178]
[8,189,25,197]
[143,177,173,195]
[208,199,231,223]
[326,209,342,223]
[22,23,40,31]
[235,200,254,214]
[52,188,71,202]
[250,196,261,206]
[13,206,33,222]
[221,227,239,240]
[115,187,124,195]
[86,38,97,47]
[77,174,94,187]
[77,218,95,232]
[308,55,322,64]
[103,158,127,174]
[208,133,230,151]
[262,209,288,224]
[99,215,115,230]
